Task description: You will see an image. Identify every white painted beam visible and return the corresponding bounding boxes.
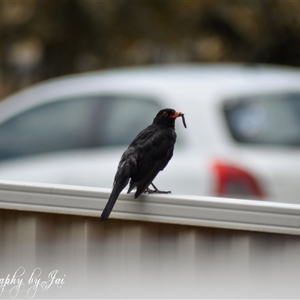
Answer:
[0,180,299,235]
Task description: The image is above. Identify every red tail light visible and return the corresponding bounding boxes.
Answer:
[212,161,265,198]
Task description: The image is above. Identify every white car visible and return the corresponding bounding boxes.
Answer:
[1,64,300,203]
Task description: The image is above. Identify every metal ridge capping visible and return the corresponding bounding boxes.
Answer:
[0,180,300,235]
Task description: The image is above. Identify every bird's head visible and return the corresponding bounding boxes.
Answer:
[153,108,187,129]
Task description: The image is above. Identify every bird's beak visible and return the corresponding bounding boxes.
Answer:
[171,111,187,128]
[170,111,183,119]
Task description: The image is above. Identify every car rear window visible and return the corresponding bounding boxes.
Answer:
[223,93,300,146]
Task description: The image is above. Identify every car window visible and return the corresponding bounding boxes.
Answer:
[0,95,160,160]
[98,97,159,146]
[223,93,300,146]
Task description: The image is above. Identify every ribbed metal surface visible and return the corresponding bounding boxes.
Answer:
[0,210,300,298]
[0,181,300,298]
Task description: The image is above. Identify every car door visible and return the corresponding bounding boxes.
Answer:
[0,94,161,187]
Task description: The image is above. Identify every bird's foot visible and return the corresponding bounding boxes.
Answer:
[144,188,171,194]
[144,183,171,194]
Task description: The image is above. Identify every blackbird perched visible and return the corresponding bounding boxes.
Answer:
[100,108,186,221]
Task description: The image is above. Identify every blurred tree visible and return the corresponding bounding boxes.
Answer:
[1,0,300,98]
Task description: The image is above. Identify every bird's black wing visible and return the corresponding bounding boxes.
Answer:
[128,125,177,197]
[101,122,176,221]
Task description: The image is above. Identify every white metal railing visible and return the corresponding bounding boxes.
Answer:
[0,180,300,235]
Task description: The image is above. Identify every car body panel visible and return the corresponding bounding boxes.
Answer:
[1,64,300,203]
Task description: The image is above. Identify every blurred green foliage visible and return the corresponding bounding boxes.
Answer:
[1,1,300,97]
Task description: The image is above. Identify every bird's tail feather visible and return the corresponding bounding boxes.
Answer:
[100,178,128,222]
[100,159,131,222]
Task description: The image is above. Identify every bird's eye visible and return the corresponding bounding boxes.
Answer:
[163,112,168,117]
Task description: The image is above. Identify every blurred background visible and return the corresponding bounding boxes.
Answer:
[2,5,300,298]
[1,0,300,99]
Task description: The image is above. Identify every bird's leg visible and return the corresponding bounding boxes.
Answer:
[144,183,171,194]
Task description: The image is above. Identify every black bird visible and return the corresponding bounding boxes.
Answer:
[100,108,186,222]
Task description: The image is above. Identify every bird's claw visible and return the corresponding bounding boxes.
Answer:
[144,188,171,194]
[144,183,171,194]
